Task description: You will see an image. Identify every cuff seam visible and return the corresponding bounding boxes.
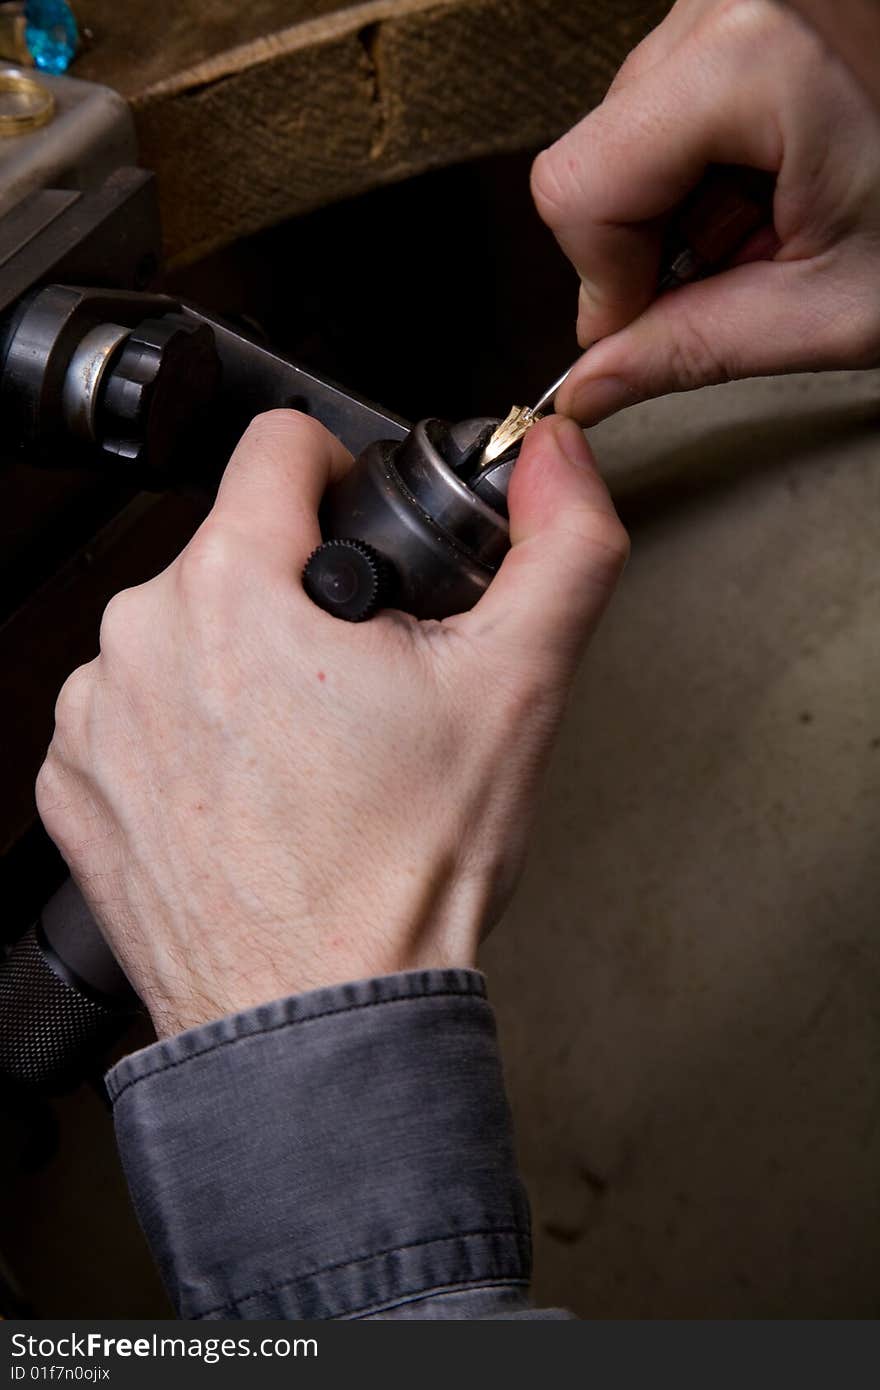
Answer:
[109,988,487,1105]
[196,1227,530,1320]
[350,1278,530,1321]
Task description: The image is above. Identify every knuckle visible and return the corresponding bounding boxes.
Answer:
[53,663,93,733]
[668,308,735,389]
[533,109,622,240]
[34,750,74,822]
[176,524,240,599]
[243,407,299,443]
[99,587,144,658]
[34,756,63,832]
[583,510,631,576]
[240,407,323,456]
[607,27,657,95]
[530,145,577,230]
[608,48,641,93]
[708,0,781,43]
[34,753,59,809]
[230,407,348,489]
[559,507,630,586]
[598,511,631,565]
[707,0,809,70]
[34,753,87,860]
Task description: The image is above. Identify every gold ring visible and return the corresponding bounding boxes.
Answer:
[0,69,55,137]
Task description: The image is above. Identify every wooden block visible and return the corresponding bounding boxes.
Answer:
[72,1,671,263]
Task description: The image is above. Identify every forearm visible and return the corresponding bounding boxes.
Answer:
[107,969,571,1321]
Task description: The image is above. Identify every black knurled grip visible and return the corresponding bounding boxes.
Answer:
[0,923,135,1093]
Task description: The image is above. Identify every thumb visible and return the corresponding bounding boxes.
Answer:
[556,258,865,424]
[461,417,629,669]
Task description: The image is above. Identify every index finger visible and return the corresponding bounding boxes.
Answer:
[204,409,353,574]
[531,3,785,343]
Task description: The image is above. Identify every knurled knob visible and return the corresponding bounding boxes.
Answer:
[302,539,392,622]
[97,315,219,470]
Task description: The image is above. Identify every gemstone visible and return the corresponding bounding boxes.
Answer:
[24,0,79,75]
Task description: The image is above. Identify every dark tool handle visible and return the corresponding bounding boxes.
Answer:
[660,166,777,291]
[0,880,138,1093]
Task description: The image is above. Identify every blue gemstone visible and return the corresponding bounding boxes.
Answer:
[24,1,79,75]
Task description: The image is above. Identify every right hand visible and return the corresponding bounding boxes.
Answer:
[530,0,880,424]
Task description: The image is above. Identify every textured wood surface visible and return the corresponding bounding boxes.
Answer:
[72,0,670,264]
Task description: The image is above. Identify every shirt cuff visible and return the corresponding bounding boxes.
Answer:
[106,969,532,1320]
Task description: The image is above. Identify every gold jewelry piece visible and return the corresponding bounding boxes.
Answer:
[478,366,575,468]
[479,405,543,468]
[0,67,55,136]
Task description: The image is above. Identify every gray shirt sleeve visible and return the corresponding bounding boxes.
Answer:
[105,968,572,1320]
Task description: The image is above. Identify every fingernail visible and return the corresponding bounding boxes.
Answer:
[551,416,594,470]
[565,375,634,426]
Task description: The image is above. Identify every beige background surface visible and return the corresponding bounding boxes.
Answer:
[484,369,880,1317]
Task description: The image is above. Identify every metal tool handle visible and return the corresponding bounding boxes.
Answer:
[0,879,137,1093]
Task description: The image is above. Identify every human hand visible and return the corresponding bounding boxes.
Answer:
[531,0,880,424]
[36,411,628,1038]
[784,1,880,111]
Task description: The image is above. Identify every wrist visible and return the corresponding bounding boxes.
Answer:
[143,924,481,1041]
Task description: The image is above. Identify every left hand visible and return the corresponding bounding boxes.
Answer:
[36,410,628,1038]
